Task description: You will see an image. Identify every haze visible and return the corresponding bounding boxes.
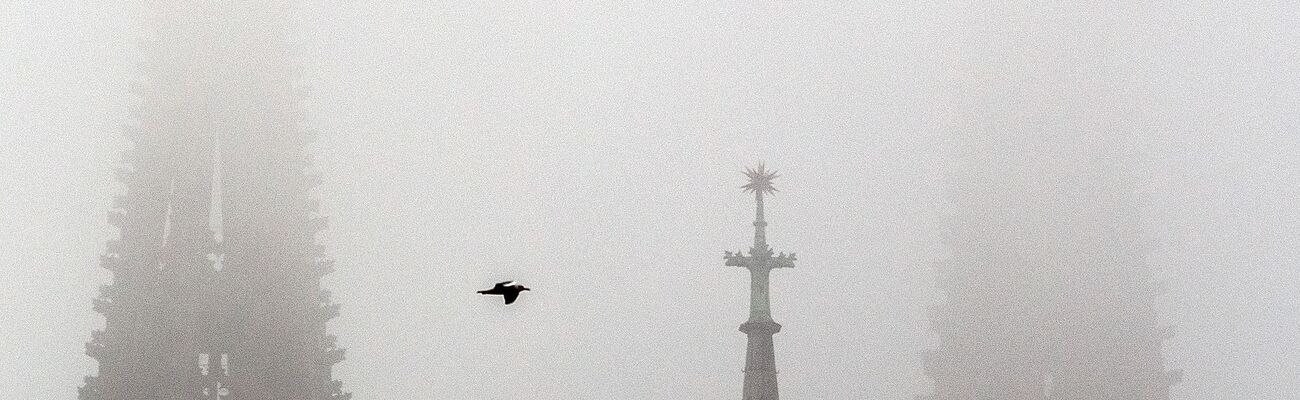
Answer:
[2,1,1297,399]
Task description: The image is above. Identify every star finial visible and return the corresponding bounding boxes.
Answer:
[741,163,779,195]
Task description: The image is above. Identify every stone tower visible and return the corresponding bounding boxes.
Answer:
[919,3,1179,398]
[79,3,348,399]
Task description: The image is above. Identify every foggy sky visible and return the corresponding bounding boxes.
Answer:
[3,1,1298,399]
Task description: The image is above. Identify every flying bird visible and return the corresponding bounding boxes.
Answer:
[477,281,531,305]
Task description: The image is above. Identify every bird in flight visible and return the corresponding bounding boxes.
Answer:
[477,281,531,304]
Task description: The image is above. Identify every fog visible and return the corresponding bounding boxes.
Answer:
[2,1,1296,399]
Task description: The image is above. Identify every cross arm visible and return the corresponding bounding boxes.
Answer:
[770,251,796,268]
[723,251,752,267]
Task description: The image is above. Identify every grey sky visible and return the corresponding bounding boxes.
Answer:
[2,1,1297,399]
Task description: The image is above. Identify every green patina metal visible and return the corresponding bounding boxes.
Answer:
[723,163,796,400]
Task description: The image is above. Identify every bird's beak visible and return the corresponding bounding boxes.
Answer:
[522,287,531,291]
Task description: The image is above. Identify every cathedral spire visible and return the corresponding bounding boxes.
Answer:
[81,4,348,399]
[724,164,797,400]
[742,163,778,252]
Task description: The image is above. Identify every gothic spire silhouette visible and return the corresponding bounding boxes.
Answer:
[81,3,348,399]
[724,163,796,400]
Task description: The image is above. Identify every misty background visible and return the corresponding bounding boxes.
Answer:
[2,1,1297,399]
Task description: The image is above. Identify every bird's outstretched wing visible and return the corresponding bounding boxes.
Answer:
[503,292,519,305]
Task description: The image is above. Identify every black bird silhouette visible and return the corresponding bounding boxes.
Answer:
[477,281,530,304]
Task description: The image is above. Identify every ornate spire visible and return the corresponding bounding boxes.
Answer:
[723,163,796,400]
[81,3,348,399]
[742,163,779,253]
[741,163,779,196]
